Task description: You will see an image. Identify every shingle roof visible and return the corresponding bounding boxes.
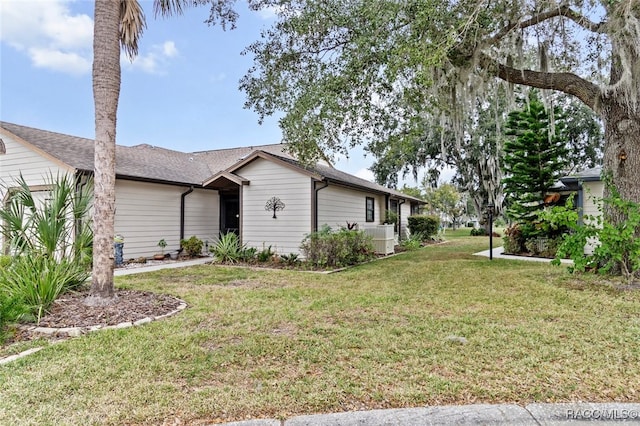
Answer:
[0,121,211,184]
[1,121,424,203]
[560,167,602,183]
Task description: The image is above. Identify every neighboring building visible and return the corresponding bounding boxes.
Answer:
[0,122,424,259]
[559,167,603,254]
[559,167,603,224]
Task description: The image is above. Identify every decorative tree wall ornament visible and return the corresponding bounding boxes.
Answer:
[265,196,285,218]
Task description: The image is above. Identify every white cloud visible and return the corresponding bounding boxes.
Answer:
[122,41,180,74]
[257,6,279,20]
[162,41,178,58]
[0,0,93,75]
[354,167,375,182]
[29,47,91,75]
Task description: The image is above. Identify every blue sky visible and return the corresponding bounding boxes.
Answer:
[0,0,381,181]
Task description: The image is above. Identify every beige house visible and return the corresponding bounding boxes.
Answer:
[559,167,603,223]
[559,167,603,254]
[0,122,424,259]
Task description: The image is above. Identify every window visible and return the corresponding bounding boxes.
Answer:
[0,138,5,155]
[365,197,375,222]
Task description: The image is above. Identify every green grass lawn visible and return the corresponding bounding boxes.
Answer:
[1,235,639,425]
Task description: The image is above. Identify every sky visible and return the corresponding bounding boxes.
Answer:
[0,0,391,183]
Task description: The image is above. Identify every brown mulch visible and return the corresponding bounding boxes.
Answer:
[35,290,182,328]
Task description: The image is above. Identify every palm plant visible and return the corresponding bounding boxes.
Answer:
[0,173,93,264]
[89,0,238,305]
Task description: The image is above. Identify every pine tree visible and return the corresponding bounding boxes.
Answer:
[502,92,569,223]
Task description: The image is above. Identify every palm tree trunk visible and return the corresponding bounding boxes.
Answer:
[86,0,121,306]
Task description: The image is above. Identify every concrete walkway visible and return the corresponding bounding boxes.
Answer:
[113,256,212,276]
[220,403,640,425]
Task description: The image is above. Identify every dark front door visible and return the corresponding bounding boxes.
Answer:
[220,195,239,235]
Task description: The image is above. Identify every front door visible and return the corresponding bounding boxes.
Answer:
[220,194,239,235]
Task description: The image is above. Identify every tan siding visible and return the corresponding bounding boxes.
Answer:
[399,201,411,239]
[238,158,311,255]
[0,134,71,199]
[184,188,220,251]
[583,181,604,221]
[0,134,72,249]
[317,185,385,230]
[582,181,604,255]
[114,181,218,259]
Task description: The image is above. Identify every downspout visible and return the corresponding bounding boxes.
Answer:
[577,181,584,225]
[398,198,406,242]
[180,186,194,241]
[385,194,390,215]
[313,180,329,232]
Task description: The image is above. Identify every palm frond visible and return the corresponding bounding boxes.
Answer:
[120,0,146,59]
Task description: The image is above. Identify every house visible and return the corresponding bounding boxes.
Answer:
[0,122,424,259]
[559,167,603,223]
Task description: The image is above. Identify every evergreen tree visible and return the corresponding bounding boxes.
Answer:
[502,93,569,222]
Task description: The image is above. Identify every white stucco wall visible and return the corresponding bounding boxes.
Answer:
[317,184,385,230]
[238,158,312,255]
[114,180,219,259]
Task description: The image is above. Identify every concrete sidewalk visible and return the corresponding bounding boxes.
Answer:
[220,403,640,425]
[113,256,212,276]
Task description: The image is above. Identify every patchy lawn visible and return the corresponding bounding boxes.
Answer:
[1,235,638,425]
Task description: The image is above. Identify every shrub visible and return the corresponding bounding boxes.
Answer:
[503,224,525,254]
[280,253,300,266]
[407,215,439,238]
[0,173,93,264]
[0,255,12,269]
[300,228,375,268]
[470,228,487,236]
[181,236,204,257]
[400,234,422,251]
[550,185,640,282]
[210,233,245,263]
[383,210,398,225]
[0,254,89,323]
[0,291,30,344]
[239,247,257,262]
[257,245,275,262]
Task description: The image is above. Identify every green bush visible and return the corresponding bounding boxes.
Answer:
[257,245,274,262]
[503,224,525,254]
[0,173,93,265]
[239,247,257,262]
[181,236,204,257]
[0,291,30,344]
[400,234,423,251]
[550,185,640,282]
[0,254,89,323]
[280,253,300,266]
[407,215,439,238]
[300,227,375,268]
[470,228,487,236]
[0,255,12,269]
[210,233,245,263]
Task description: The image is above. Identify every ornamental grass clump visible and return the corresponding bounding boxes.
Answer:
[0,254,89,324]
[210,232,246,263]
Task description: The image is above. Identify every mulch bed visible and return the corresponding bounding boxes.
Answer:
[36,290,182,328]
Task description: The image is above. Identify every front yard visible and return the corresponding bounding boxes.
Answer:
[1,233,639,424]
